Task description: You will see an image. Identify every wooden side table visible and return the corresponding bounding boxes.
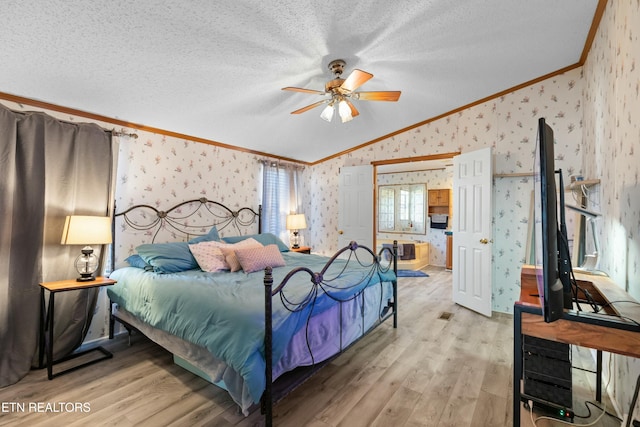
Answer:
[39,276,116,380]
[290,246,311,254]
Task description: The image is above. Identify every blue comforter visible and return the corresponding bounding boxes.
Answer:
[108,251,395,404]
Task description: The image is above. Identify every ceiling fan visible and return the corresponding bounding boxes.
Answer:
[282,59,401,123]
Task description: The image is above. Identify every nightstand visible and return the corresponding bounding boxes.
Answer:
[290,246,311,254]
[39,276,116,380]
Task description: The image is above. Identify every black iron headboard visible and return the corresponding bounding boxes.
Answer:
[111,197,261,269]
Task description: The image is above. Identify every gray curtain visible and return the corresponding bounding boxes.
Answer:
[0,103,114,387]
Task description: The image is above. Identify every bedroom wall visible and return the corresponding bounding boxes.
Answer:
[581,0,640,416]
[2,67,584,341]
[306,67,585,314]
[0,99,287,343]
[376,168,453,266]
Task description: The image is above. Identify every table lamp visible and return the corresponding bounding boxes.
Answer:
[286,214,307,249]
[61,215,112,282]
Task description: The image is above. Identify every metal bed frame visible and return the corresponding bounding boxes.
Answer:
[108,197,397,426]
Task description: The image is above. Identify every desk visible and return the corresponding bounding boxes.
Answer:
[513,266,640,426]
[39,277,116,380]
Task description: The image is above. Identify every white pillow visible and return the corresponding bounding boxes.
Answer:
[188,238,262,272]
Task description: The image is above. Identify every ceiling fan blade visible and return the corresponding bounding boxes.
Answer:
[282,86,326,95]
[355,91,401,102]
[340,69,373,92]
[346,99,359,117]
[290,100,326,114]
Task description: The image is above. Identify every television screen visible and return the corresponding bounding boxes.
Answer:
[533,117,565,322]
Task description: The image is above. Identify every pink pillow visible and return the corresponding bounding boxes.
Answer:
[189,238,262,272]
[234,244,285,273]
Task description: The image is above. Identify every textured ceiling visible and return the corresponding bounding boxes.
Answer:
[0,0,600,163]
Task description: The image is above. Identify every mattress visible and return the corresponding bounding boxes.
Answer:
[108,251,395,414]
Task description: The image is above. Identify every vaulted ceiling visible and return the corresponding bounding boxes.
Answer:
[0,1,603,163]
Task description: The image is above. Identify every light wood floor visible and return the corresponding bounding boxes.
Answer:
[0,266,622,426]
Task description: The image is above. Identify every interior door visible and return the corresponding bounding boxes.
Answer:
[338,165,373,250]
[452,147,493,317]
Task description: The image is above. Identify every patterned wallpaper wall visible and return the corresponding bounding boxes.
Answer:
[581,0,640,416]
[1,64,584,342]
[306,68,584,313]
[113,135,265,263]
[377,168,453,266]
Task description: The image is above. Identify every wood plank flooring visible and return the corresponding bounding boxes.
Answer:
[0,266,622,426]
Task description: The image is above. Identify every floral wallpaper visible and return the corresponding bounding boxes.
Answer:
[581,0,640,417]
[305,68,584,314]
[113,135,264,263]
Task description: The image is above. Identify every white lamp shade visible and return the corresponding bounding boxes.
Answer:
[338,100,353,123]
[286,214,307,230]
[61,215,113,245]
[320,104,334,122]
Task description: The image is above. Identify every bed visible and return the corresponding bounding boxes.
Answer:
[107,198,397,425]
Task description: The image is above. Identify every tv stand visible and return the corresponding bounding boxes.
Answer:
[513,265,640,426]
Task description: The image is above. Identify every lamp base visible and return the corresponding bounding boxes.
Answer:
[76,274,96,282]
[291,230,300,249]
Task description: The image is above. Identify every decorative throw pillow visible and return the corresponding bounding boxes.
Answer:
[220,247,243,272]
[234,244,286,273]
[189,238,262,272]
[125,254,152,270]
[188,242,227,272]
[222,233,290,252]
[136,242,198,273]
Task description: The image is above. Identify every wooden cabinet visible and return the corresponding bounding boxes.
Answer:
[428,189,449,207]
[428,189,452,229]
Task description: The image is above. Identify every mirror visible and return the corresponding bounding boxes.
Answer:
[378,183,426,234]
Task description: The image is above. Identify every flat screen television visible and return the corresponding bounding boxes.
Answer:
[533,117,567,322]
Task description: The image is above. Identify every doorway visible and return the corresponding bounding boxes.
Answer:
[372,152,459,268]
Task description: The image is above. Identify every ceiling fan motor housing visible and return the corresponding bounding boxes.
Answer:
[325,78,346,93]
[328,59,346,77]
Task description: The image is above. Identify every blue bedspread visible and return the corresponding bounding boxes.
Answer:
[108,251,395,405]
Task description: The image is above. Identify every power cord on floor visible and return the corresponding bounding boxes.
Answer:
[573,400,622,422]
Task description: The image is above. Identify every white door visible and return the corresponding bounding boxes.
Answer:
[452,147,493,317]
[338,165,374,250]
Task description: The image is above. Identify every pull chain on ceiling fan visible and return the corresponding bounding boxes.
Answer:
[282,59,401,123]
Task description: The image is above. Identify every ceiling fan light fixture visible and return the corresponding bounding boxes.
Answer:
[338,99,353,123]
[320,103,334,122]
[282,59,400,123]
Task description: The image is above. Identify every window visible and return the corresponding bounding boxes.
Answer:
[377,184,426,234]
[378,186,395,231]
[261,161,302,244]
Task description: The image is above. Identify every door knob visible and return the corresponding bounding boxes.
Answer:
[338,230,344,235]
[480,238,489,244]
